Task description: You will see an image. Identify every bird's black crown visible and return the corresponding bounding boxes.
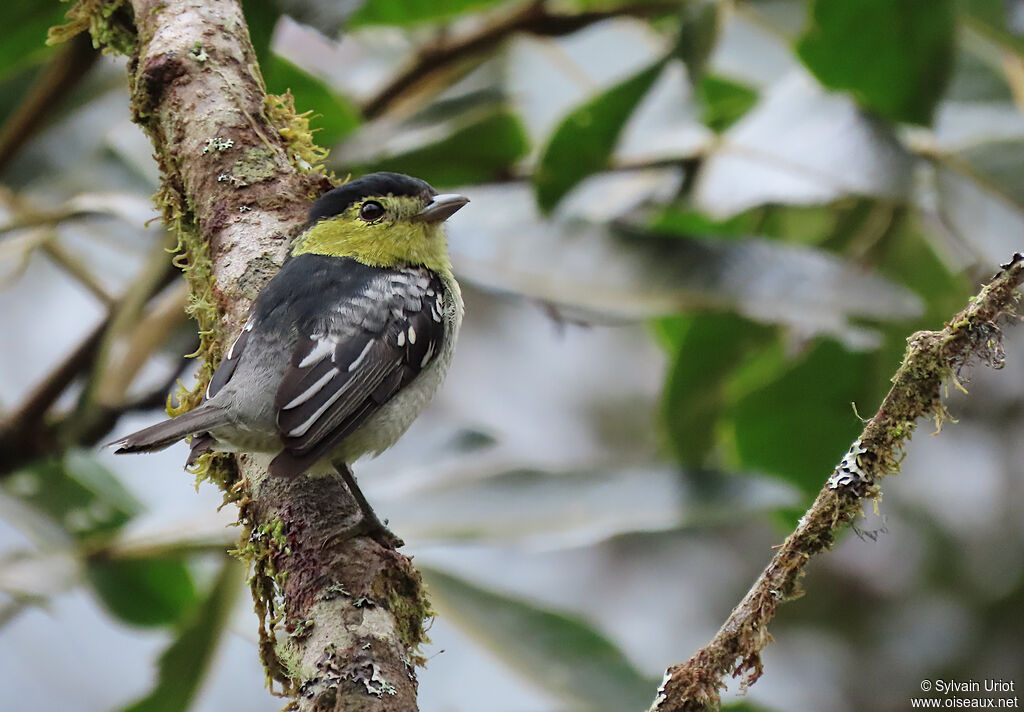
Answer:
[306,172,437,226]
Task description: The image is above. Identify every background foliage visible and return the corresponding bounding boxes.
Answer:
[0,1,1022,711]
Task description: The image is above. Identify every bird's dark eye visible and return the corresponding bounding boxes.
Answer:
[359,201,385,222]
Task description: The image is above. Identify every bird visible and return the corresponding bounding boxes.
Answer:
[107,172,469,545]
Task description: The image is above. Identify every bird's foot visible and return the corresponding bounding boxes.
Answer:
[335,513,404,549]
[359,512,405,549]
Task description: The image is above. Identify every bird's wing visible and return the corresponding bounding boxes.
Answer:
[205,315,256,400]
[273,267,447,465]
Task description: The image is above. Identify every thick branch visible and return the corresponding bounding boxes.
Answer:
[55,1,431,710]
[651,253,1024,712]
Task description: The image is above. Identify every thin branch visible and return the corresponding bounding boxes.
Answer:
[0,207,95,241]
[0,33,98,176]
[0,320,106,436]
[651,253,1024,712]
[0,257,180,477]
[40,239,116,305]
[92,280,188,407]
[361,1,683,120]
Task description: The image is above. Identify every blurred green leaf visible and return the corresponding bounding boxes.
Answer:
[677,0,720,84]
[352,109,528,187]
[2,453,138,541]
[658,313,774,467]
[873,214,972,378]
[730,339,872,495]
[86,556,198,627]
[721,702,781,712]
[0,1,65,80]
[348,0,505,26]
[0,66,41,127]
[241,0,282,70]
[563,0,678,9]
[698,74,758,133]
[755,204,839,247]
[796,0,955,125]
[264,55,361,145]
[648,205,755,239]
[534,59,666,213]
[1,453,198,627]
[423,567,656,712]
[121,559,242,712]
[876,216,970,326]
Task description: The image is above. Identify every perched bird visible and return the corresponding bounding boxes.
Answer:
[108,172,468,543]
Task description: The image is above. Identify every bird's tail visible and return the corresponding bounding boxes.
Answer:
[107,406,229,454]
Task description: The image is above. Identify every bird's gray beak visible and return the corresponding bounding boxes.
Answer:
[415,194,469,222]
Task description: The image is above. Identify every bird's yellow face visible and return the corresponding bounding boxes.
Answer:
[292,192,467,275]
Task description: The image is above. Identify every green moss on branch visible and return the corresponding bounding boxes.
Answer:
[48,0,137,55]
[652,253,1024,712]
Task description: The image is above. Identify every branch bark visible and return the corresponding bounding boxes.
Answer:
[651,253,1024,712]
[51,1,430,710]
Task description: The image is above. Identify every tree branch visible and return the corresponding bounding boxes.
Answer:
[50,1,431,710]
[651,253,1024,712]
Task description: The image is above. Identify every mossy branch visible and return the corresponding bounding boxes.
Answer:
[651,253,1024,712]
[49,1,430,710]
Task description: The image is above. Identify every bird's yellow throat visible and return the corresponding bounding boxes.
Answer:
[291,195,453,275]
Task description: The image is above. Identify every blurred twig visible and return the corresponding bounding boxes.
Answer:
[39,239,115,305]
[0,320,106,443]
[0,33,98,176]
[361,1,684,119]
[651,253,1024,712]
[0,207,95,241]
[0,255,180,478]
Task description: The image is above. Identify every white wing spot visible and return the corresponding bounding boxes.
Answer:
[347,340,375,372]
[282,369,337,409]
[287,386,347,438]
[408,326,416,345]
[226,333,242,360]
[397,331,406,347]
[421,342,435,368]
[298,336,334,368]
[243,316,255,332]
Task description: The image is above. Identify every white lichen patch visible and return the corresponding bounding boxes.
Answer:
[828,439,870,490]
[203,137,234,154]
[650,668,672,711]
